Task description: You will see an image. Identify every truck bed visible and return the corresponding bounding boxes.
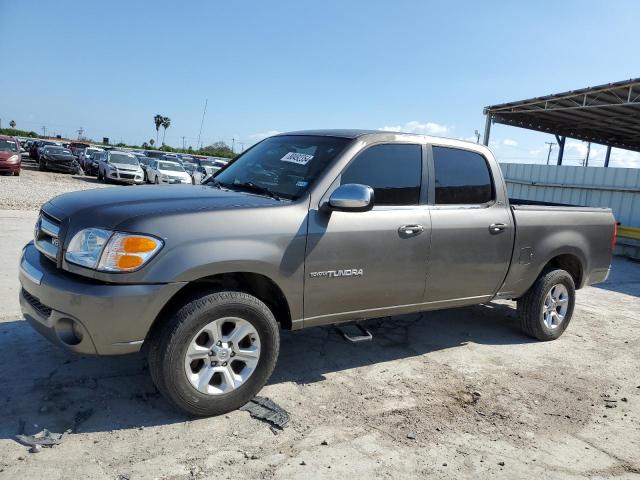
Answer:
[497,199,615,299]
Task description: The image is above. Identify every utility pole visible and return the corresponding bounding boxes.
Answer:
[239,142,245,152]
[182,136,186,150]
[545,141,556,165]
[41,126,47,137]
[231,138,235,153]
[584,142,591,167]
[77,127,84,139]
[474,130,480,144]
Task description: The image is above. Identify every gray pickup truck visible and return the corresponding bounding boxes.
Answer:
[19,130,615,416]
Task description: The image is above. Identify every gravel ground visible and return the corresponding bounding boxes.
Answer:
[0,209,639,479]
[0,157,111,210]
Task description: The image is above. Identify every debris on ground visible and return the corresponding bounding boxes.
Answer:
[15,429,67,449]
[239,396,289,430]
[407,432,416,440]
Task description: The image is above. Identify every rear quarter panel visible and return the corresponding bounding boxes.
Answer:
[499,206,615,298]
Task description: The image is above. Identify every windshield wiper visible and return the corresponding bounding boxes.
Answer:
[222,181,282,201]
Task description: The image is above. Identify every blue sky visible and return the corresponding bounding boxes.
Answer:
[1,0,639,166]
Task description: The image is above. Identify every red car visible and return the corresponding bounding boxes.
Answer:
[0,135,21,176]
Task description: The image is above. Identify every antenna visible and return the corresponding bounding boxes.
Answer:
[197,99,208,149]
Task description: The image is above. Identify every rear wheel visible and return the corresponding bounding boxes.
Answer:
[14,170,20,176]
[38,161,46,172]
[147,290,280,416]
[517,269,575,341]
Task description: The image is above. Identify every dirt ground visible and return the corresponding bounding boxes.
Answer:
[1,210,639,479]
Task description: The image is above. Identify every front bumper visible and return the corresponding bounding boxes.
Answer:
[106,171,144,184]
[0,163,20,173]
[158,177,191,185]
[45,161,76,173]
[19,242,186,355]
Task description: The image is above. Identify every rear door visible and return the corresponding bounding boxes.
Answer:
[304,143,431,325]
[424,145,513,304]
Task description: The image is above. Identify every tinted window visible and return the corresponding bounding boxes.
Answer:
[433,147,493,204]
[340,144,422,205]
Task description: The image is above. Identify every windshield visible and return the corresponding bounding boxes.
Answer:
[46,147,71,155]
[158,161,184,172]
[199,160,218,168]
[213,135,351,200]
[110,153,138,166]
[0,139,19,152]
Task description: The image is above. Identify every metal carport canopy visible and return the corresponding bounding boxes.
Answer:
[483,78,640,156]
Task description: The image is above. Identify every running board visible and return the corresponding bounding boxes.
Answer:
[336,322,372,343]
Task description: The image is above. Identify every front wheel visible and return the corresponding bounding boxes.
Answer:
[517,269,575,341]
[147,290,280,416]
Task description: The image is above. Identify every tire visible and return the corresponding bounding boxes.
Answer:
[14,170,20,176]
[517,269,575,341]
[155,176,159,184]
[147,290,280,416]
[39,161,46,172]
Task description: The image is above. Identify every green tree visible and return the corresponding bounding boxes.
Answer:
[161,117,171,145]
[9,120,16,129]
[154,114,163,146]
[150,138,155,147]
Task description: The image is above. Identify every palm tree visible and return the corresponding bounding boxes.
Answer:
[161,117,171,145]
[154,114,163,146]
[149,139,155,147]
[9,120,16,129]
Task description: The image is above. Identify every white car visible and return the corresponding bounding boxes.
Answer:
[146,159,192,184]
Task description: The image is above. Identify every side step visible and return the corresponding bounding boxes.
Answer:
[336,322,373,343]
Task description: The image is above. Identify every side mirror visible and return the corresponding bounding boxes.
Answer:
[328,184,374,212]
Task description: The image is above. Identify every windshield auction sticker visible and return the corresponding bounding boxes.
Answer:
[280,152,314,165]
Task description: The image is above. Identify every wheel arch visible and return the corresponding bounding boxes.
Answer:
[145,271,292,346]
[540,253,584,289]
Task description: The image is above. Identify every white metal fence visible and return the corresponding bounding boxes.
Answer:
[500,163,640,227]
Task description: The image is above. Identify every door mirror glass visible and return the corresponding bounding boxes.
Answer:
[328,184,374,212]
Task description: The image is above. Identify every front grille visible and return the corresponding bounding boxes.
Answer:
[22,289,52,317]
[119,172,135,179]
[35,212,61,263]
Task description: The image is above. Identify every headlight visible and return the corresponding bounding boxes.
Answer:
[65,229,163,272]
[65,228,111,268]
[7,155,19,163]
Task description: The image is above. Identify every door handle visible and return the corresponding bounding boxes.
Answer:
[489,223,507,234]
[398,224,424,236]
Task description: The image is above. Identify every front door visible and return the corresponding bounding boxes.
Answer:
[303,143,431,326]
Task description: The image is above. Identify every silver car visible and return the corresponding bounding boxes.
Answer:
[97,151,145,184]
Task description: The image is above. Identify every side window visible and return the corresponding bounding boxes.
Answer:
[432,146,494,204]
[340,144,422,206]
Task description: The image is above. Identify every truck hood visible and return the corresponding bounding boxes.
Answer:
[43,185,283,231]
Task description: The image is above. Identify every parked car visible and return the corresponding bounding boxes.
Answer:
[0,135,21,176]
[145,159,191,184]
[134,155,153,181]
[30,140,59,162]
[39,146,80,173]
[69,142,91,158]
[143,150,169,159]
[96,151,144,184]
[79,147,104,171]
[182,157,227,184]
[18,130,615,417]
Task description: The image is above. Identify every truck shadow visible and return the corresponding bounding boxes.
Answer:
[0,301,531,439]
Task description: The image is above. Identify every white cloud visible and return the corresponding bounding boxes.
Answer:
[379,121,449,136]
[503,138,518,147]
[250,130,282,140]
